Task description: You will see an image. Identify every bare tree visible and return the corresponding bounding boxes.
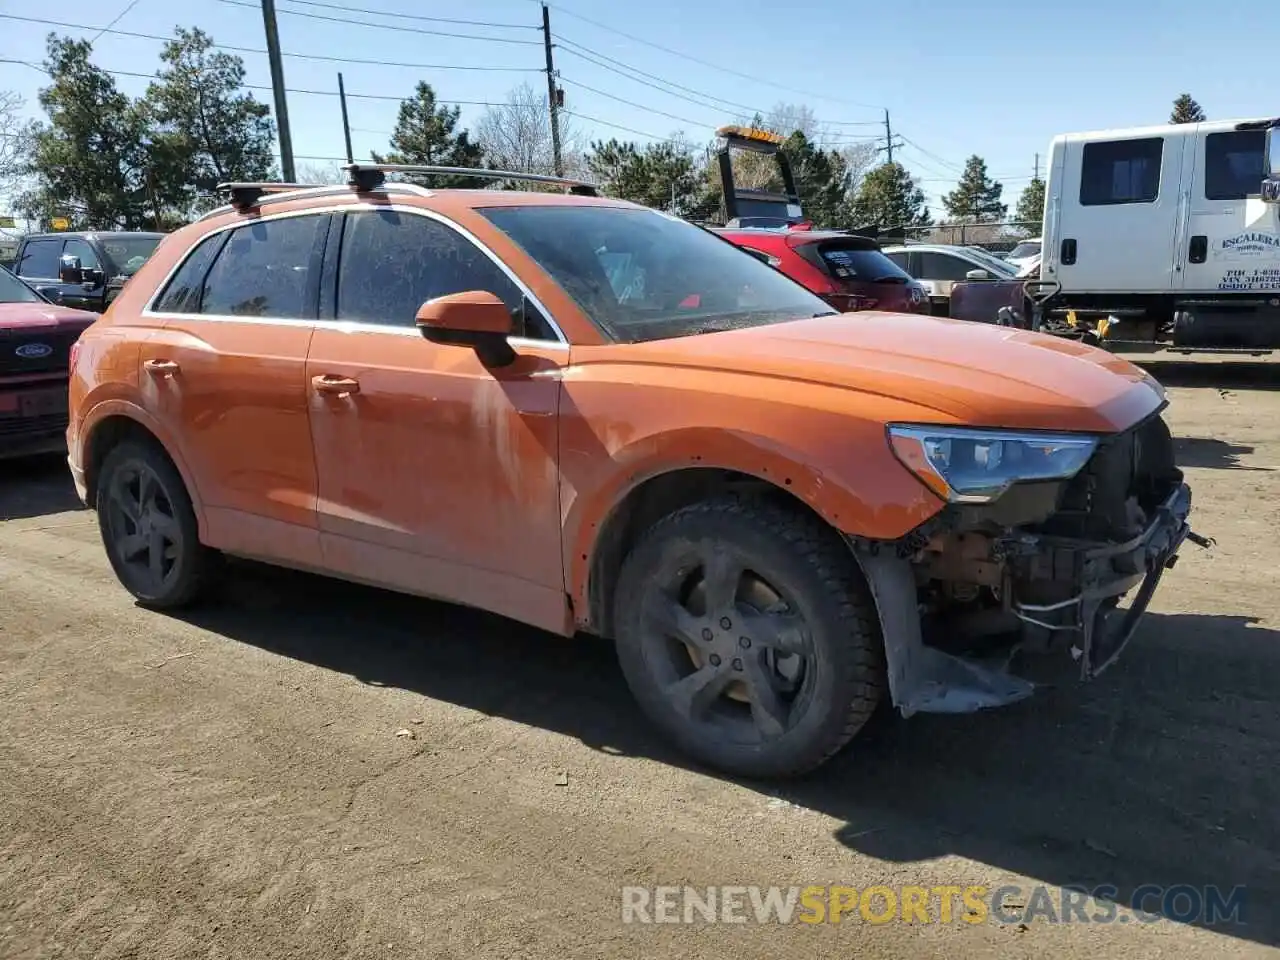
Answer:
[476,82,581,179]
[0,90,35,199]
[297,160,348,184]
[838,141,879,196]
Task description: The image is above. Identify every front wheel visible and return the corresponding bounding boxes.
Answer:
[612,496,886,779]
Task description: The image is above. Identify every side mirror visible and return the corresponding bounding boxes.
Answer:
[58,254,84,284]
[416,290,516,367]
[1263,128,1280,203]
[34,285,63,304]
[965,268,991,281]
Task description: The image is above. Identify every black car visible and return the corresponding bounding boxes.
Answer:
[11,231,165,312]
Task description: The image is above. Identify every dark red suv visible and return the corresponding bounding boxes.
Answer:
[714,226,927,314]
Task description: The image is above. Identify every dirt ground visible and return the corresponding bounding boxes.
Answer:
[1,358,1278,960]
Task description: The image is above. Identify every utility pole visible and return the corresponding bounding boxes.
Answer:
[1034,152,1041,181]
[260,0,296,182]
[541,3,563,177]
[884,109,893,165]
[338,72,354,164]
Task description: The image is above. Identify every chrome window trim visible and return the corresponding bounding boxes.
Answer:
[145,202,568,346]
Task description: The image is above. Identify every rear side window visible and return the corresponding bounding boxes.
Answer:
[1205,130,1265,201]
[152,232,227,313]
[335,209,540,335]
[17,239,62,279]
[200,215,329,319]
[884,251,910,270]
[1080,138,1163,206]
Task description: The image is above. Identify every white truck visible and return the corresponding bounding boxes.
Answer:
[1039,116,1280,352]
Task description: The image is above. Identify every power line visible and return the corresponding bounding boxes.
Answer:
[216,0,543,45]
[546,2,886,111]
[554,35,883,128]
[274,0,536,30]
[561,76,711,128]
[0,58,505,105]
[89,0,141,42]
[0,13,541,71]
[560,110,662,141]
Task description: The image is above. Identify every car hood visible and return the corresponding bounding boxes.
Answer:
[0,301,98,331]
[609,312,1164,434]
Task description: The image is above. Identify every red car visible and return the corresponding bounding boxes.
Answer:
[706,126,926,314]
[0,265,98,459]
[714,225,928,314]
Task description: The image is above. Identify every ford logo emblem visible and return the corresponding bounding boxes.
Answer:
[15,343,53,359]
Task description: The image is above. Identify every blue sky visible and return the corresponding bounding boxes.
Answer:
[0,0,1271,216]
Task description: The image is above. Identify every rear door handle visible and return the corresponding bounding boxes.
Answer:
[312,374,360,396]
[144,359,179,376]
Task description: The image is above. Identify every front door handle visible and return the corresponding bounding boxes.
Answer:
[144,358,179,376]
[312,374,360,396]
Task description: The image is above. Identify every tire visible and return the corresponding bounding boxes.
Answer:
[96,438,220,608]
[612,495,885,779]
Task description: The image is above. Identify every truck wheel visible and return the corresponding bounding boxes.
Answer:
[612,496,885,779]
[96,439,220,609]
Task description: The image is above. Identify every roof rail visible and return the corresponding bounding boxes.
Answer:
[342,162,600,196]
[217,181,322,210]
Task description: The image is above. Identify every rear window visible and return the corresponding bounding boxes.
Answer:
[815,244,911,282]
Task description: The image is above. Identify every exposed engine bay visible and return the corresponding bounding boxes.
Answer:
[855,411,1205,716]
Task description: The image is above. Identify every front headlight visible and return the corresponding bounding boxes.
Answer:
[887,424,1098,503]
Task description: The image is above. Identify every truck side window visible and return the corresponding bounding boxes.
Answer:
[17,239,63,279]
[1204,130,1265,201]
[1080,138,1163,206]
[62,238,101,272]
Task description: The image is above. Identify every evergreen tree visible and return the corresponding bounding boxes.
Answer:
[19,34,153,229]
[585,137,702,213]
[942,155,1007,223]
[144,27,276,217]
[373,82,484,187]
[1014,178,1046,234]
[1170,94,1206,124]
[848,162,931,230]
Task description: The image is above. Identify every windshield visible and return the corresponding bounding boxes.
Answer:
[477,205,836,342]
[1007,240,1041,260]
[100,235,162,275]
[0,265,42,304]
[967,248,1019,277]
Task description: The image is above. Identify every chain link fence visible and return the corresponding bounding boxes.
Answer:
[893,220,1041,253]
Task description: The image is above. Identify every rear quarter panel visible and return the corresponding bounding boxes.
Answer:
[559,349,949,623]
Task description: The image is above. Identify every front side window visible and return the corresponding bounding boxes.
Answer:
[918,253,978,282]
[1080,138,1163,206]
[200,215,328,319]
[62,238,101,273]
[1205,130,1265,201]
[334,210,540,334]
[477,205,834,343]
[17,239,63,279]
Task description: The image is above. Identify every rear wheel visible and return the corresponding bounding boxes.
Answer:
[613,496,885,779]
[96,439,220,608]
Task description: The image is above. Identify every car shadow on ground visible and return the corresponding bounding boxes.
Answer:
[0,451,84,520]
[1134,359,1280,391]
[173,562,1280,947]
[1174,436,1267,470]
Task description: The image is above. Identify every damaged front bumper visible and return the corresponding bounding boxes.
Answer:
[850,481,1200,718]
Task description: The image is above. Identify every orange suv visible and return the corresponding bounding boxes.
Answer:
[67,164,1199,779]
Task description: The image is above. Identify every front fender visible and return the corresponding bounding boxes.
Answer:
[561,423,943,625]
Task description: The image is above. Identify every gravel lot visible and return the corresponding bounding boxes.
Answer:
[2,358,1278,959]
